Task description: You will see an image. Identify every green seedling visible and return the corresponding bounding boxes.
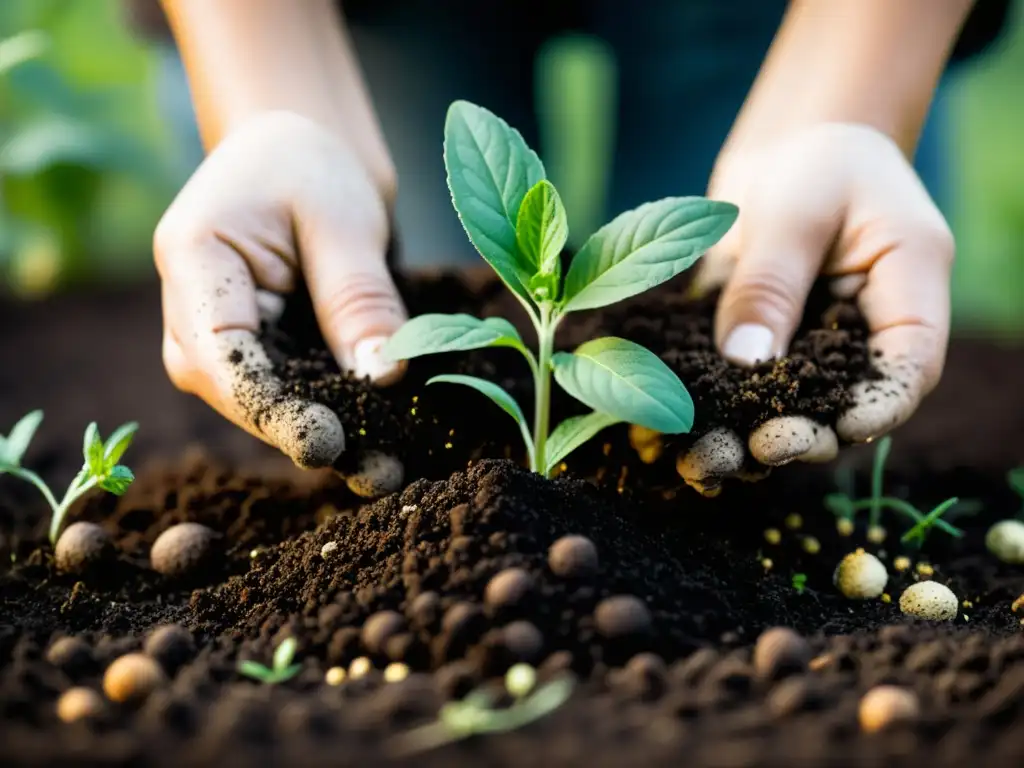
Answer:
[0,410,137,544]
[900,497,964,547]
[237,637,301,684]
[393,663,573,756]
[792,573,808,594]
[1008,468,1024,516]
[383,101,738,477]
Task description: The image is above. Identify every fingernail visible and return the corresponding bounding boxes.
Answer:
[353,336,405,385]
[723,323,775,366]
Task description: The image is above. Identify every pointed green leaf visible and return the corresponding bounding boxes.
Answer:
[383,314,523,362]
[1,410,43,466]
[823,493,854,519]
[1008,468,1024,499]
[269,663,302,683]
[552,337,693,433]
[444,100,546,300]
[82,422,104,475]
[427,374,528,431]
[0,30,48,76]
[98,465,134,496]
[545,412,621,473]
[237,660,271,681]
[516,179,567,277]
[273,637,297,671]
[561,197,738,312]
[103,421,138,468]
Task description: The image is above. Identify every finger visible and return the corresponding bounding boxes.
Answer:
[689,248,736,298]
[296,215,408,386]
[749,416,837,466]
[676,428,746,497]
[345,450,405,498]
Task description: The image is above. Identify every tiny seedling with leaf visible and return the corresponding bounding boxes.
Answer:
[237,637,302,684]
[1008,468,1024,517]
[0,411,138,544]
[393,663,573,756]
[792,573,808,594]
[383,100,738,477]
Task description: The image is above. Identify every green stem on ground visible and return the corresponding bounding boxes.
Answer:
[47,467,95,544]
[533,304,555,476]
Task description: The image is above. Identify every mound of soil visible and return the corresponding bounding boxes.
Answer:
[1,271,1024,767]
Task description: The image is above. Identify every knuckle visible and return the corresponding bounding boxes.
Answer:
[724,270,803,323]
[318,274,403,334]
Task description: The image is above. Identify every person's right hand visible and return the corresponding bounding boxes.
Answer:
[155,111,408,473]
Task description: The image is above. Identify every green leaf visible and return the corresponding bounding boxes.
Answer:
[444,100,546,300]
[383,314,523,362]
[102,421,138,468]
[552,338,694,433]
[427,374,529,433]
[82,422,104,475]
[237,660,271,681]
[1008,468,1024,499]
[516,179,567,277]
[561,197,738,312]
[273,637,297,671]
[823,493,854,519]
[98,465,134,496]
[0,30,47,76]
[270,663,302,683]
[0,410,43,466]
[545,412,621,473]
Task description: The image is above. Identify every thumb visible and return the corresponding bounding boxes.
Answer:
[713,211,836,367]
[300,230,408,386]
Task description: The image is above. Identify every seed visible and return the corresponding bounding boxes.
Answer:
[986,519,1024,564]
[345,451,404,498]
[833,549,888,599]
[484,567,532,609]
[881,593,892,603]
[858,685,919,733]
[55,522,112,575]
[325,666,346,686]
[548,535,599,578]
[621,652,668,700]
[409,591,441,629]
[502,620,544,662]
[56,687,105,723]
[143,624,195,672]
[764,528,782,545]
[594,595,652,639]
[753,627,811,682]
[349,656,372,679]
[45,636,93,675]
[836,518,855,537]
[761,558,774,571]
[915,562,934,578]
[784,514,803,530]
[894,556,911,572]
[150,522,216,578]
[899,581,958,621]
[505,663,537,698]
[361,610,406,655]
[320,541,338,560]
[383,662,410,683]
[802,537,821,555]
[103,653,166,704]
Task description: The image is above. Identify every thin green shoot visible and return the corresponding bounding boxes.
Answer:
[792,573,808,594]
[868,436,892,528]
[0,411,138,544]
[900,497,963,547]
[1008,468,1024,517]
[237,637,301,685]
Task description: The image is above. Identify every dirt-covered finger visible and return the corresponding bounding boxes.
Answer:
[837,348,928,443]
[749,416,836,466]
[676,428,746,497]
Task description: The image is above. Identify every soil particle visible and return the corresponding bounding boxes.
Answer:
[361,611,406,656]
[752,627,812,683]
[548,534,600,579]
[143,625,195,673]
[594,595,654,640]
[44,636,95,678]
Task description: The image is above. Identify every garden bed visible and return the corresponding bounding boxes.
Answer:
[2,271,1024,767]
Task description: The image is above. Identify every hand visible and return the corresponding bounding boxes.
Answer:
[155,111,407,473]
[679,123,953,495]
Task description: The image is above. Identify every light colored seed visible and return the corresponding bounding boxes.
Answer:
[894,556,911,572]
[320,541,338,560]
[784,514,803,530]
[859,685,919,733]
[505,663,537,698]
[56,687,105,723]
[836,518,855,537]
[325,666,346,686]
[915,562,934,578]
[986,519,1024,564]
[103,653,166,704]
[899,581,958,621]
[867,525,887,544]
[764,528,782,545]
[761,558,774,571]
[833,549,888,599]
[802,537,821,555]
[384,662,409,683]
[349,656,372,679]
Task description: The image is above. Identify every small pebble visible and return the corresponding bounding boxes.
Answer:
[594,595,652,639]
[103,653,166,704]
[502,621,544,662]
[56,687,106,723]
[409,591,441,629]
[753,627,811,682]
[622,653,668,700]
[986,520,1024,564]
[143,625,195,672]
[345,451,404,498]
[784,514,803,530]
[325,667,346,686]
[763,528,782,545]
[894,556,912,572]
[45,636,93,675]
[505,663,537,698]
[766,677,822,718]
[55,522,112,575]
[320,541,338,560]
[859,685,920,732]
[833,549,888,599]
[548,535,599,578]
[484,568,532,609]
[916,562,935,578]
[836,518,855,537]
[150,522,216,578]
[899,581,958,621]
[802,537,821,555]
[349,656,372,679]
[361,611,406,655]
[383,662,409,683]
[867,525,887,544]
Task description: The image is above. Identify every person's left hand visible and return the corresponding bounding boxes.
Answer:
[677,122,954,496]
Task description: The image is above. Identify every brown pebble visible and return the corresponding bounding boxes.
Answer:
[103,653,166,704]
[54,522,112,575]
[150,523,216,578]
[622,653,668,700]
[753,627,811,682]
[45,636,94,675]
[143,625,195,671]
[362,611,406,655]
[548,535,599,578]
[442,601,484,636]
[484,568,532,609]
[502,621,544,662]
[409,591,440,629]
[767,677,824,718]
[595,595,652,638]
[56,687,106,723]
[859,685,920,732]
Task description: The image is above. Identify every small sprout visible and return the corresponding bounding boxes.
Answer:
[859,686,919,733]
[836,518,855,537]
[57,687,106,723]
[505,663,537,698]
[0,412,138,544]
[791,573,808,594]
[881,593,892,604]
[784,513,803,530]
[801,537,821,555]
[1008,468,1024,514]
[986,519,1024,564]
[349,656,373,679]
[384,662,410,683]
[103,653,166,704]
[237,637,301,684]
[901,498,963,547]
[325,666,347,686]
[764,528,782,545]
[833,549,888,600]
[899,581,958,621]
[867,525,887,544]
[893,556,912,572]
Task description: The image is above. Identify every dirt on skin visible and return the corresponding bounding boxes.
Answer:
[1,272,1024,767]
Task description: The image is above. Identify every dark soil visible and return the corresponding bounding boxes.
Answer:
[2,271,1024,767]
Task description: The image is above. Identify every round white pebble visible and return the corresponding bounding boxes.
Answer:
[899,581,958,621]
[320,541,338,560]
[986,520,1024,565]
[833,549,888,599]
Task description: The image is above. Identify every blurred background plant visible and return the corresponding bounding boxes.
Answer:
[0,0,1022,337]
